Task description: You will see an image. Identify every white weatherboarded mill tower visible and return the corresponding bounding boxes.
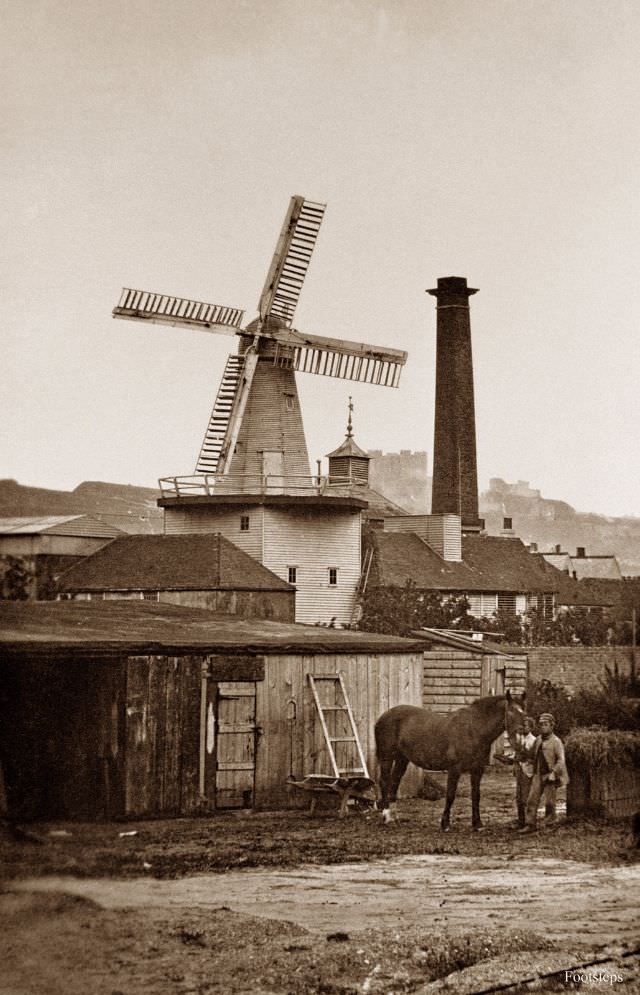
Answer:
[114,196,408,625]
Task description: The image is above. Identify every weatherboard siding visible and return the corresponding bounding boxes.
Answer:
[254,652,423,808]
[422,650,527,713]
[261,507,361,625]
[163,505,264,561]
[227,362,311,479]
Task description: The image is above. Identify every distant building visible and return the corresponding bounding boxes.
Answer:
[366,515,557,620]
[367,450,430,514]
[58,532,295,622]
[488,478,541,501]
[0,515,123,600]
[540,546,623,581]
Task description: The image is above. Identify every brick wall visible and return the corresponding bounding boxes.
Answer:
[524,646,637,694]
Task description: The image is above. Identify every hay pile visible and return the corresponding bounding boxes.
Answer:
[565,727,640,770]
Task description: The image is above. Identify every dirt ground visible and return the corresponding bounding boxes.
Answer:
[2,768,639,994]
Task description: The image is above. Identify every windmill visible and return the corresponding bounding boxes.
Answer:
[113,196,407,488]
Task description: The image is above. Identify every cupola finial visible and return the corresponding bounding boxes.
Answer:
[347,396,354,438]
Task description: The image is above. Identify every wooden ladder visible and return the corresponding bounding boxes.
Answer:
[307,674,369,779]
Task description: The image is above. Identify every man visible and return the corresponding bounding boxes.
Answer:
[519,713,568,833]
[513,716,537,828]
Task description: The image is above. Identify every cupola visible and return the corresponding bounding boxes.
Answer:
[326,398,370,485]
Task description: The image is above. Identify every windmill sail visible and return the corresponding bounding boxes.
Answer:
[112,193,409,489]
[258,197,326,325]
[267,328,407,387]
[113,288,244,333]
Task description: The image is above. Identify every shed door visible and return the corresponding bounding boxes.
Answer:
[215,682,257,808]
[481,658,505,697]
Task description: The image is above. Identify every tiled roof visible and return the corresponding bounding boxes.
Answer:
[0,515,123,538]
[58,533,293,593]
[0,600,426,657]
[370,531,558,593]
[461,535,558,593]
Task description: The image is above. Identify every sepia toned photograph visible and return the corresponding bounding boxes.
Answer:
[1,1,639,991]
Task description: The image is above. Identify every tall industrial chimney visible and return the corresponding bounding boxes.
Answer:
[427,276,481,532]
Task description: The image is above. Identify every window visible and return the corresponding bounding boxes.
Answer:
[142,591,159,602]
[328,567,338,587]
[288,566,297,585]
[240,515,250,532]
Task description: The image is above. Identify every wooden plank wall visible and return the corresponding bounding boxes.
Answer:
[0,656,126,821]
[422,650,528,714]
[161,589,295,622]
[423,651,483,712]
[124,655,202,817]
[253,652,423,808]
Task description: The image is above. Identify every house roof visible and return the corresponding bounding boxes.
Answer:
[370,531,558,593]
[529,558,619,608]
[0,515,123,538]
[539,551,622,582]
[570,556,623,581]
[58,533,294,593]
[461,535,558,593]
[411,627,517,656]
[0,600,427,658]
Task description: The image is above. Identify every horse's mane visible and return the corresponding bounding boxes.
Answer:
[465,695,508,716]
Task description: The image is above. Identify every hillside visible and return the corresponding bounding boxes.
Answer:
[480,481,640,576]
[0,480,163,534]
[2,476,638,575]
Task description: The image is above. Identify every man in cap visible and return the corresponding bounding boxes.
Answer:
[519,713,568,833]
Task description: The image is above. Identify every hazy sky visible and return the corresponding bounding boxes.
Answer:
[3,0,639,516]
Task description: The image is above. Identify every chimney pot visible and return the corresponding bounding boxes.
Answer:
[576,547,586,558]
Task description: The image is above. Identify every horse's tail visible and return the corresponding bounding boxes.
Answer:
[374,705,405,763]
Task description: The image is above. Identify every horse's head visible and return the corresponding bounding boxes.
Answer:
[504,690,527,741]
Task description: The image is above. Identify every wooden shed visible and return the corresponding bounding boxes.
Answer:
[0,601,424,821]
[417,629,527,712]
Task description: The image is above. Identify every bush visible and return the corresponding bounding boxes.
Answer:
[526,672,640,737]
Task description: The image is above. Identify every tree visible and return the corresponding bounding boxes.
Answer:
[1,556,32,601]
[359,582,470,636]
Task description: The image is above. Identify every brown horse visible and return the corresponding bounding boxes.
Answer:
[375,692,526,831]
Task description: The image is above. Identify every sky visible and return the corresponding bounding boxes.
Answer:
[2,0,639,517]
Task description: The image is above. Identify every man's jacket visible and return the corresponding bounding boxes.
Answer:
[532,733,569,786]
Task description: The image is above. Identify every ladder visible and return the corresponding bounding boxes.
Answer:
[349,546,374,627]
[307,674,369,779]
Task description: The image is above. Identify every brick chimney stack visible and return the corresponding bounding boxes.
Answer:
[427,276,481,532]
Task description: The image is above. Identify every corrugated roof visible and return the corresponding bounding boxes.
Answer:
[58,533,293,593]
[370,531,558,593]
[0,600,426,657]
[0,515,123,538]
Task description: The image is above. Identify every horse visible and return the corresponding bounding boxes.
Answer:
[375,691,526,831]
